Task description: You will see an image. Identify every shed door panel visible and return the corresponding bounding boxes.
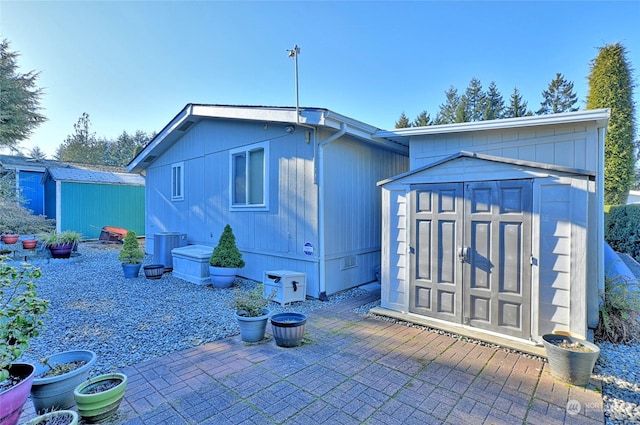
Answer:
[464,181,532,338]
[409,184,463,322]
[409,180,532,340]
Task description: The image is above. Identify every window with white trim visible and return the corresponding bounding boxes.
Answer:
[171,162,184,201]
[230,142,268,209]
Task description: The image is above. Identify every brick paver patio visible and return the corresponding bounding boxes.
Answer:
[21,290,604,424]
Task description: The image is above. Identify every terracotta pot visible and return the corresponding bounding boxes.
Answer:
[22,240,37,250]
[1,234,19,245]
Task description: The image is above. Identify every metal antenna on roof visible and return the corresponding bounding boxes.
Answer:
[287,44,301,124]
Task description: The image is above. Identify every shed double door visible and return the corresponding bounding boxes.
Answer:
[409,180,532,339]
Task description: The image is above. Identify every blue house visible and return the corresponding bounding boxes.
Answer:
[127,104,409,298]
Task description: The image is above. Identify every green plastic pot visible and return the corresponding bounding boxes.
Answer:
[73,373,127,423]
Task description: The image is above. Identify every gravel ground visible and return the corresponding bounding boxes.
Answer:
[16,242,367,375]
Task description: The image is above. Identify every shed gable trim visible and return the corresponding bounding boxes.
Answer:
[378,151,594,186]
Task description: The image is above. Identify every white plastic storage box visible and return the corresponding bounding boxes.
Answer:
[171,245,213,285]
[263,270,306,305]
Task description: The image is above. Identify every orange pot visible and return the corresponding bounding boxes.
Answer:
[22,239,38,250]
[1,234,19,244]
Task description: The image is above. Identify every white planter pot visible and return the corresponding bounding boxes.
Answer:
[209,266,237,288]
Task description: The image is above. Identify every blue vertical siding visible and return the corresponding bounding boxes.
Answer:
[18,171,45,215]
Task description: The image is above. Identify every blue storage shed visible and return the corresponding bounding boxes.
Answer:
[42,166,145,239]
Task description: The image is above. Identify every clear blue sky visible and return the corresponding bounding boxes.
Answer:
[1,1,639,158]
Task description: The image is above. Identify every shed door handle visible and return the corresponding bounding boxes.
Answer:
[458,246,469,263]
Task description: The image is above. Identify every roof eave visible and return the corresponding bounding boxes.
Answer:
[373,109,611,141]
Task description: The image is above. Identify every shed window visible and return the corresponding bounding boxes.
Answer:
[230,142,268,210]
[171,162,184,201]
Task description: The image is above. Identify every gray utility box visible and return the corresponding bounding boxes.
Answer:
[263,270,306,306]
[153,232,187,270]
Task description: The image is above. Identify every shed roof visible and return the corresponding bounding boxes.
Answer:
[44,167,145,185]
[378,151,595,186]
[373,109,610,144]
[0,154,61,171]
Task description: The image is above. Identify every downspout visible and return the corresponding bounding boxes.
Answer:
[317,123,347,301]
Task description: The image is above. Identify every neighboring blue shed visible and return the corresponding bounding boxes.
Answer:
[42,166,145,239]
[0,154,60,216]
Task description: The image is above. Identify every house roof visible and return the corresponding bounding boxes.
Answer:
[0,154,61,172]
[44,166,145,185]
[378,151,595,186]
[127,104,409,173]
[373,109,610,144]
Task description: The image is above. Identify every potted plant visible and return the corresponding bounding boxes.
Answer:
[22,409,78,425]
[209,224,245,288]
[41,231,81,259]
[30,350,97,414]
[118,231,144,278]
[231,284,273,342]
[73,372,127,423]
[21,237,38,250]
[270,313,308,347]
[0,256,48,425]
[542,333,600,387]
[1,234,19,245]
[143,264,165,280]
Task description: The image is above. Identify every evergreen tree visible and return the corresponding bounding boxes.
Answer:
[538,73,579,114]
[464,77,487,122]
[587,43,636,205]
[395,112,411,128]
[28,146,47,161]
[437,87,463,124]
[55,113,106,165]
[504,88,530,118]
[413,110,432,127]
[104,130,150,167]
[483,81,505,120]
[0,39,46,151]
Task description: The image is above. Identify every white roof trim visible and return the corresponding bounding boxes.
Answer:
[378,151,594,186]
[374,109,610,139]
[127,104,407,172]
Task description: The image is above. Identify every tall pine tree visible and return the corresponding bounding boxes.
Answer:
[483,81,505,120]
[587,43,636,205]
[538,73,579,114]
[0,39,46,151]
[504,88,530,118]
[437,87,463,124]
[395,112,411,128]
[413,110,433,127]
[464,77,487,122]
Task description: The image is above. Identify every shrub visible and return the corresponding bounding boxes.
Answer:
[604,204,640,261]
[0,256,49,383]
[209,225,245,268]
[118,231,144,264]
[595,276,640,344]
[0,171,55,235]
[231,284,275,317]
